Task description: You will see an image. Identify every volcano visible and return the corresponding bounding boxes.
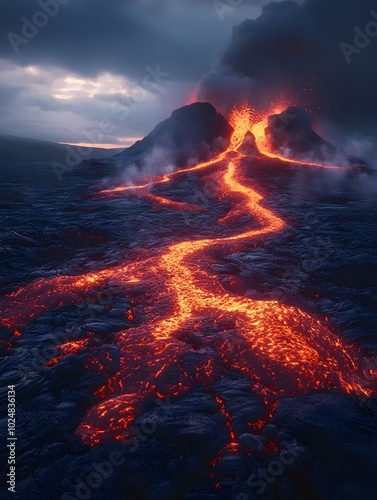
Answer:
[266,107,337,160]
[1,102,377,499]
[265,107,366,166]
[107,102,233,174]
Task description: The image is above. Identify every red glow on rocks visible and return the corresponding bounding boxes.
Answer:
[0,104,373,451]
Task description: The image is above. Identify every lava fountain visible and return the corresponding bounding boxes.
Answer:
[0,105,373,448]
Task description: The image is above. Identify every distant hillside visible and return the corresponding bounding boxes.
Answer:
[0,134,122,163]
[106,102,233,172]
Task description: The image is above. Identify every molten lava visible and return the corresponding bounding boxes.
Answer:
[251,105,346,169]
[0,105,373,449]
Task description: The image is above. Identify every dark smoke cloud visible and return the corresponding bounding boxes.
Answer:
[0,0,271,143]
[199,0,377,143]
[0,0,265,82]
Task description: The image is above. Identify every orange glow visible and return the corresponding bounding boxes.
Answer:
[0,104,373,450]
[46,339,91,367]
[251,105,346,169]
[228,104,257,150]
[59,141,139,150]
[185,87,199,105]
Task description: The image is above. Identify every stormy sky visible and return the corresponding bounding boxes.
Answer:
[0,0,268,147]
[199,0,377,147]
[0,0,376,149]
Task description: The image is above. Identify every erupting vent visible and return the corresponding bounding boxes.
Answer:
[0,105,373,448]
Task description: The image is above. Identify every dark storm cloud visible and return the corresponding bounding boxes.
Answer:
[0,0,276,143]
[0,0,266,82]
[1,0,318,146]
[199,0,377,139]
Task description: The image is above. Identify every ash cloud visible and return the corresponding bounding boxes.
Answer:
[199,0,377,147]
[111,146,177,186]
[0,0,268,143]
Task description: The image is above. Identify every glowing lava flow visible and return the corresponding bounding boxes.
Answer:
[97,106,257,200]
[251,108,346,169]
[98,105,347,206]
[0,105,373,449]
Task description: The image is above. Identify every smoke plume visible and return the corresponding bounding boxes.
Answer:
[199,0,377,148]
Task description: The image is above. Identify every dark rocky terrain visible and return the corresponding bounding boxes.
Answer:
[266,107,365,166]
[0,134,122,163]
[1,103,377,500]
[104,103,233,175]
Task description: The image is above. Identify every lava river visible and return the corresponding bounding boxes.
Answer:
[0,105,374,448]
